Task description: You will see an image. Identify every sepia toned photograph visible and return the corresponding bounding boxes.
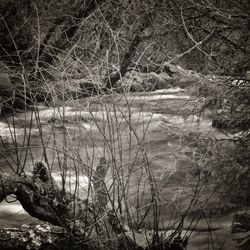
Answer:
[0,1,249,249]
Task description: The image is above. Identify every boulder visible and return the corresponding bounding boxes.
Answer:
[130,81,144,92]
[116,73,145,92]
[49,79,99,100]
[79,80,99,96]
[0,72,14,90]
[245,70,250,80]
[116,77,144,92]
[158,72,172,82]
[0,70,30,113]
[144,72,173,90]
[176,75,198,88]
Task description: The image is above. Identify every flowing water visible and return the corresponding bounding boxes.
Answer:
[0,88,243,249]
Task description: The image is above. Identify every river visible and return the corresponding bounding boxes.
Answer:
[0,87,242,249]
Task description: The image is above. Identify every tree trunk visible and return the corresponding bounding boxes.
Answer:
[104,1,162,89]
[104,35,142,89]
[39,0,101,68]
